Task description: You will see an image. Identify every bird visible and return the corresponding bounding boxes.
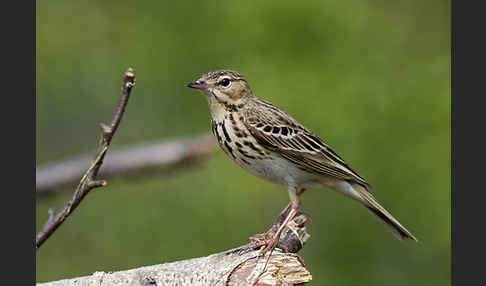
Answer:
[187,69,417,253]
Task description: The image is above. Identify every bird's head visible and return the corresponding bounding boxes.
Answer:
[187,70,253,107]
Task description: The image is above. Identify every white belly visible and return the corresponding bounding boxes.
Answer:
[236,151,364,202]
[237,152,323,189]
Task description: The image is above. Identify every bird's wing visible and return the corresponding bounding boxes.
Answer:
[243,103,369,187]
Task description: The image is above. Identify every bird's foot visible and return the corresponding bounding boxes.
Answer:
[238,224,279,254]
[240,193,305,256]
[259,233,282,255]
[240,204,300,256]
[238,240,267,255]
[248,224,278,242]
[259,204,300,255]
[246,228,291,255]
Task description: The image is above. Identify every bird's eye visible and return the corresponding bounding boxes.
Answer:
[220,78,231,87]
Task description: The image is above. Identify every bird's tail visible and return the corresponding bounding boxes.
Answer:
[352,183,418,241]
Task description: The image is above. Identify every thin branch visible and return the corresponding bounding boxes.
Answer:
[36,68,136,249]
[37,213,312,286]
[36,135,217,193]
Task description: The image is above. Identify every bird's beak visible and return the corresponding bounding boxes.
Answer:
[186,80,209,91]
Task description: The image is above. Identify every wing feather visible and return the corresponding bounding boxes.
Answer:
[243,102,369,187]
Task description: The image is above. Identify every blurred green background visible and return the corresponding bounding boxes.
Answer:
[36,0,450,285]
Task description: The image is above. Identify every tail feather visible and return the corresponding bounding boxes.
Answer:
[352,184,418,241]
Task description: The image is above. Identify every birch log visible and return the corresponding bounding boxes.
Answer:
[37,213,312,286]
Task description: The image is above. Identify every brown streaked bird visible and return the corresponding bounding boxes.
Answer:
[187,70,417,253]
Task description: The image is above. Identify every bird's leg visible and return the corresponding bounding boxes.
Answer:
[260,202,300,255]
[275,188,306,224]
[257,187,302,254]
[245,188,305,252]
[248,188,306,243]
[249,203,292,242]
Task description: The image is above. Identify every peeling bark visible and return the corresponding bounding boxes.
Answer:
[38,213,312,286]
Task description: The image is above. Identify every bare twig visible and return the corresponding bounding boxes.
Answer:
[36,68,136,249]
[36,135,217,193]
[37,213,312,286]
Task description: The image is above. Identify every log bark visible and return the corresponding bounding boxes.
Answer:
[37,213,312,286]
